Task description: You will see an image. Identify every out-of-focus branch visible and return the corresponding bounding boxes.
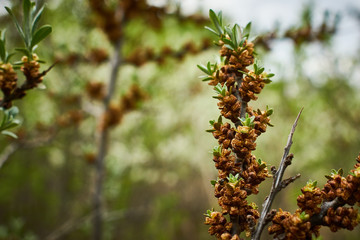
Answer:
[0,129,57,170]
[0,143,19,169]
[45,207,147,240]
[252,108,303,240]
[92,33,123,240]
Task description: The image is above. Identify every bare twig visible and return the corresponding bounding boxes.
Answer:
[252,108,303,240]
[92,37,123,240]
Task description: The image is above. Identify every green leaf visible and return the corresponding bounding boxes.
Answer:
[232,24,240,48]
[258,68,265,75]
[5,53,15,63]
[243,22,252,39]
[197,64,211,75]
[224,44,234,51]
[23,0,32,46]
[1,130,18,139]
[209,9,223,36]
[0,40,5,62]
[222,38,235,48]
[207,61,211,72]
[31,25,52,49]
[267,73,275,78]
[31,5,44,35]
[5,7,26,43]
[210,180,217,186]
[263,79,272,84]
[201,77,213,82]
[15,48,31,58]
[204,26,219,36]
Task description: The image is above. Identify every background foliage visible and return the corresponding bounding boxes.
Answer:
[0,0,360,239]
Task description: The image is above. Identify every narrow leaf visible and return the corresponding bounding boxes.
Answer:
[209,9,223,35]
[1,130,18,139]
[32,6,44,35]
[197,64,211,75]
[31,25,52,48]
[204,26,219,36]
[15,48,31,58]
[5,7,26,42]
[23,0,32,46]
[201,77,213,82]
[224,44,234,51]
[243,22,252,39]
[0,40,5,62]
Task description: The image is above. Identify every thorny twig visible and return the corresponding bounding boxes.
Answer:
[252,108,303,240]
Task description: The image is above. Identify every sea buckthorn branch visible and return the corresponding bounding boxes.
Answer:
[92,38,123,240]
[0,0,52,138]
[251,109,303,240]
[254,6,339,51]
[201,10,275,239]
[87,2,146,239]
[268,156,360,239]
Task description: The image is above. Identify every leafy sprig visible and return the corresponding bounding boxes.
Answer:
[239,113,255,128]
[213,83,228,97]
[206,9,251,52]
[5,0,52,59]
[197,61,219,81]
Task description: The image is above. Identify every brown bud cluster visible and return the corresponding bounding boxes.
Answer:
[125,39,212,66]
[269,154,360,239]
[220,41,255,72]
[0,63,17,97]
[248,108,272,136]
[324,207,359,232]
[268,209,319,240]
[102,84,147,129]
[241,156,270,194]
[0,55,51,109]
[86,81,106,101]
[239,72,266,102]
[217,93,241,122]
[204,211,232,239]
[56,110,84,127]
[55,48,109,66]
[322,174,352,202]
[212,122,236,150]
[231,126,257,160]
[213,149,240,179]
[215,180,259,234]
[297,185,323,215]
[88,0,123,43]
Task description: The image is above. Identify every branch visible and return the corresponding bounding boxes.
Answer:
[0,129,57,170]
[45,207,147,240]
[310,197,343,226]
[92,37,123,240]
[0,62,56,108]
[252,108,303,240]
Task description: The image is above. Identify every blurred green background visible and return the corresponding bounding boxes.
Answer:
[0,0,360,239]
